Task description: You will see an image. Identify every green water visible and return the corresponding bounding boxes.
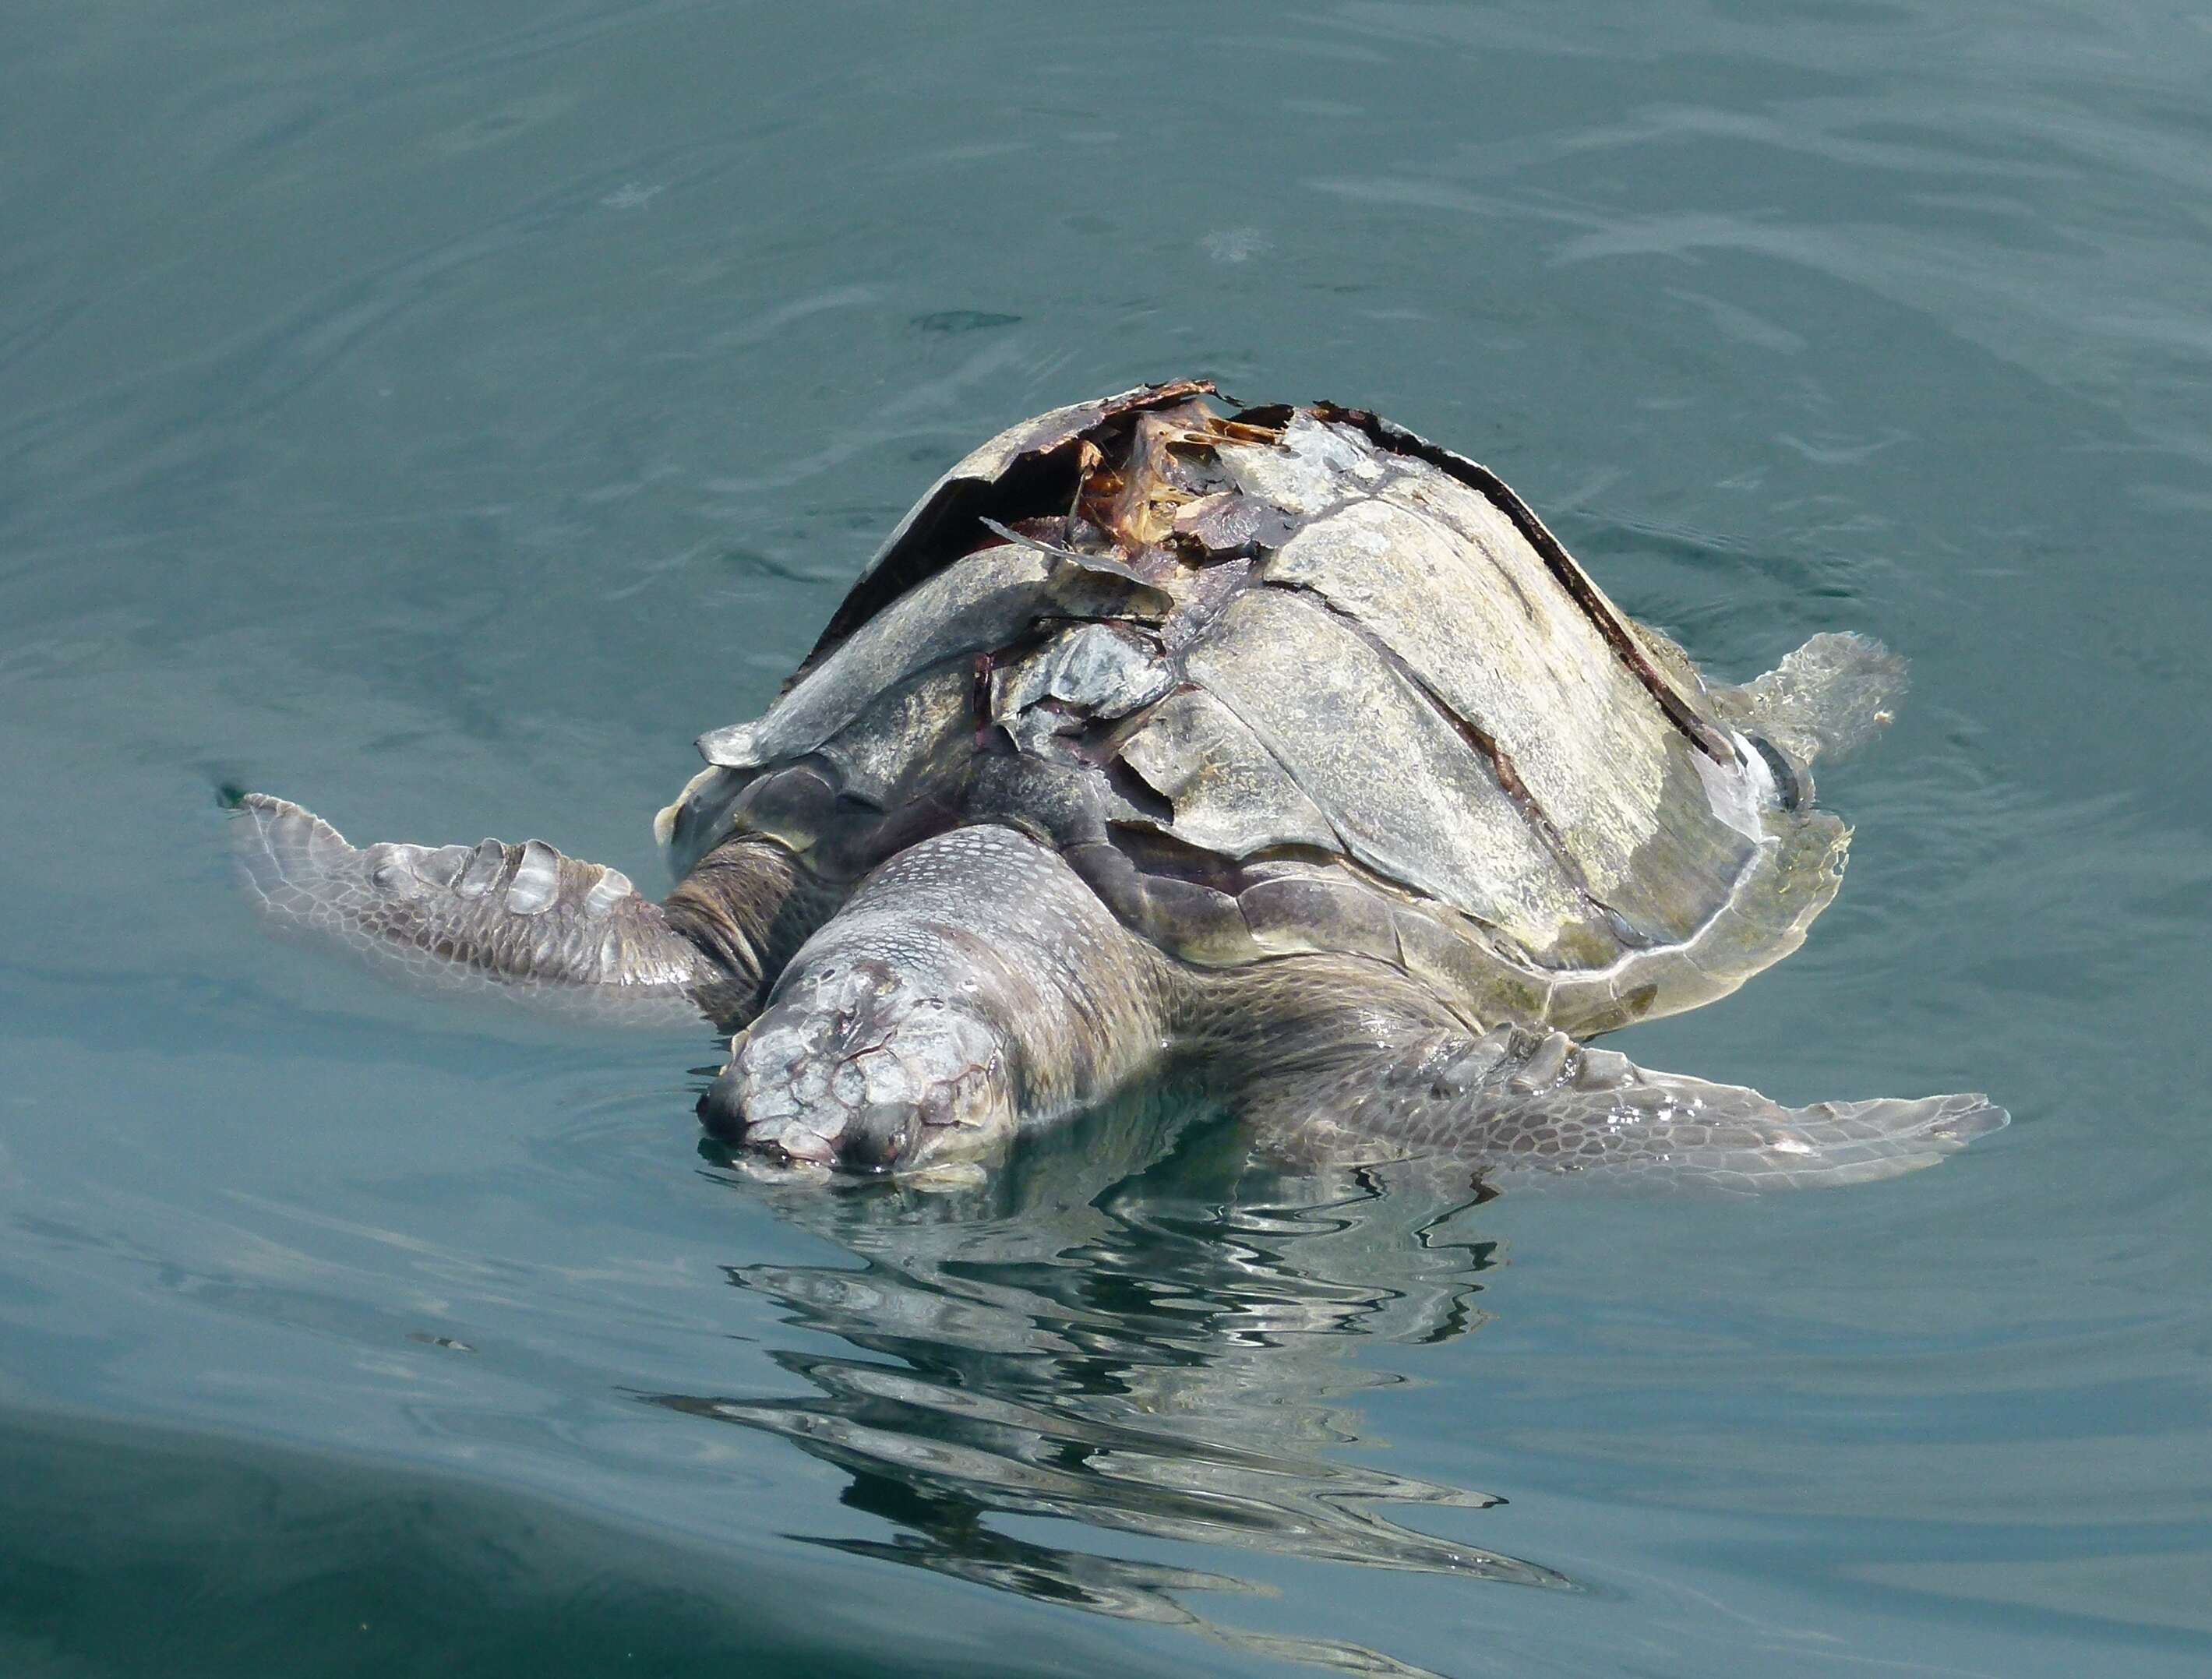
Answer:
[5,2,2210,1674]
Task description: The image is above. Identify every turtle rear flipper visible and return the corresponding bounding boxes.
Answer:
[228,794,726,1027]
[1239,1018,2006,1194]
[1722,630,1908,770]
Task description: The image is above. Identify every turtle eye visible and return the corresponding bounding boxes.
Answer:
[1748,734,1805,812]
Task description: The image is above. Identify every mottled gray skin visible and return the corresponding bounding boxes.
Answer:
[233,382,2004,1193]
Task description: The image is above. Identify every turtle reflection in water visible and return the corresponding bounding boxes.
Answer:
[232,381,2003,1192]
[659,1102,1546,1676]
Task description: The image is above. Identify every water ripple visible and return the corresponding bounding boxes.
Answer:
[648,1128,1560,1671]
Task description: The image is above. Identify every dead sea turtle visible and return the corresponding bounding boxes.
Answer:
[233,380,2004,1191]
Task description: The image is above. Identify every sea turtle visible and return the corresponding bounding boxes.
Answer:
[232,380,2004,1191]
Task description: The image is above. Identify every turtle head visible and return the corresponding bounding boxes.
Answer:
[697,957,1020,1175]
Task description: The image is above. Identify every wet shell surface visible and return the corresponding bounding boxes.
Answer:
[661,383,1843,1037]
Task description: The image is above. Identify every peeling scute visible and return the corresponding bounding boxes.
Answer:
[991,623,1172,726]
[797,380,1216,675]
[1172,491,1295,556]
[1187,587,1590,961]
[1311,404,1734,762]
[1212,414,1386,517]
[979,516,1171,597]
[1113,686,1340,857]
[1261,489,1757,944]
[817,661,975,808]
[697,544,1050,770]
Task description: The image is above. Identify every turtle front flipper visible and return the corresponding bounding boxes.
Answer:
[1239,1021,2006,1194]
[228,794,730,1027]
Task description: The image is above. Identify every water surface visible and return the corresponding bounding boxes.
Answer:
[5,2,2211,1674]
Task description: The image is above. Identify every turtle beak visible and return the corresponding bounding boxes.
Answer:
[697,1067,834,1167]
[836,1103,920,1172]
[699,1061,1000,1176]
[696,1065,757,1143]
[696,1059,921,1173]
[697,963,1019,1176]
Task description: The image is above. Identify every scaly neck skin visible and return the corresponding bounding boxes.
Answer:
[702,825,1182,1170]
[660,836,845,1029]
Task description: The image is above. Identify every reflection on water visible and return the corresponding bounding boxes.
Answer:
[648,1100,1563,1674]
